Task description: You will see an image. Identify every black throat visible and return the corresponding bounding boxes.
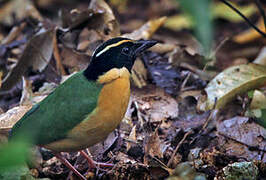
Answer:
[83,63,101,81]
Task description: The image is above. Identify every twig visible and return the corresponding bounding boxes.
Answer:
[167,130,193,167]
[180,72,191,91]
[202,109,218,131]
[219,0,266,38]
[189,100,219,145]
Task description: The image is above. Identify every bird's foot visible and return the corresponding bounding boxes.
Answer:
[80,150,114,169]
[54,153,86,180]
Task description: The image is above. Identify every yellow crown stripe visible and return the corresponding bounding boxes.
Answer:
[95,39,133,57]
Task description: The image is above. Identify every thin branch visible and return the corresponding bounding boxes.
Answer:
[167,130,193,167]
[219,0,266,38]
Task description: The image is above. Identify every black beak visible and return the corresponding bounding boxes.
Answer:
[134,39,157,55]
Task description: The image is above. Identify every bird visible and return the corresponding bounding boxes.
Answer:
[9,37,157,179]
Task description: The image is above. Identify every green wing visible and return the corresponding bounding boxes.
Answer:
[10,71,103,145]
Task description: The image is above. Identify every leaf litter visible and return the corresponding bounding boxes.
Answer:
[0,0,265,179]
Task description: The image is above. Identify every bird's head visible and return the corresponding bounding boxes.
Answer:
[84,37,157,80]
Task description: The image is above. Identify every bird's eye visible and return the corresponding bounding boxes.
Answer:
[122,47,130,55]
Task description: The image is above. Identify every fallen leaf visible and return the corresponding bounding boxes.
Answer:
[89,0,120,38]
[126,125,137,151]
[254,47,266,65]
[1,29,54,91]
[60,47,90,72]
[115,152,137,164]
[144,130,164,160]
[123,17,167,40]
[19,77,33,106]
[142,52,182,96]
[1,23,26,45]
[89,131,118,160]
[131,59,148,88]
[199,63,266,111]
[0,106,31,134]
[0,0,42,25]
[132,85,179,123]
[217,116,266,151]
[149,43,176,54]
[250,90,266,109]
[164,14,192,31]
[218,135,266,162]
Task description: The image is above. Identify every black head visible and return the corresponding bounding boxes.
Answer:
[84,37,157,80]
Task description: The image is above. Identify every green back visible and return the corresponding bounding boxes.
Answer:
[10,71,103,145]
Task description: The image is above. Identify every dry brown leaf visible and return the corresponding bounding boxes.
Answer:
[131,59,148,88]
[132,85,179,123]
[149,43,176,54]
[89,0,120,38]
[1,29,54,91]
[89,131,118,159]
[0,0,42,25]
[144,130,164,160]
[116,152,137,164]
[126,125,137,151]
[60,47,90,72]
[1,23,26,45]
[19,77,33,106]
[218,135,266,162]
[122,17,167,40]
[217,116,266,152]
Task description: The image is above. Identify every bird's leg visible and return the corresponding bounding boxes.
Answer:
[79,150,96,169]
[54,153,86,180]
[80,150,113,168]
